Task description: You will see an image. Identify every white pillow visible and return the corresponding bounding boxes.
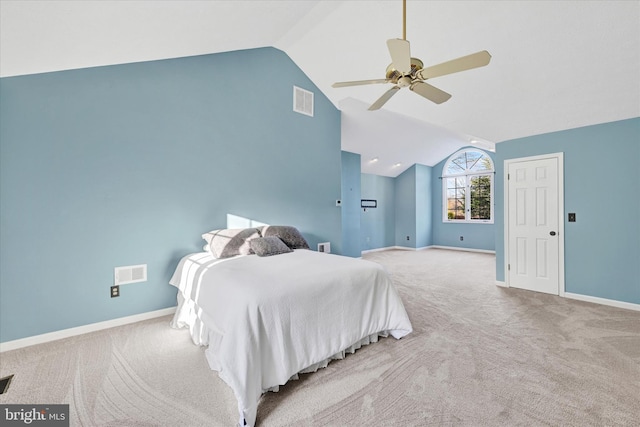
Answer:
[201,228,261,259]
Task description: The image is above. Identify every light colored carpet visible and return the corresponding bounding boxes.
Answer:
[1,248,639,426]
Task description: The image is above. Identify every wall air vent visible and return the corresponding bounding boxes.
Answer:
[293,86,314,117]
[114,264,147,285]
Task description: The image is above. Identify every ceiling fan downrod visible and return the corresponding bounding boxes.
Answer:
[402,0,407,40]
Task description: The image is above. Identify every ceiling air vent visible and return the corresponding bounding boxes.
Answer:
[114,264,147,285]
[293,86,314,117]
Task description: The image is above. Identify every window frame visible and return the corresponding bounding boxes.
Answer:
[442,149,495,224]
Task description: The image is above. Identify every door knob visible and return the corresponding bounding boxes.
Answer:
[550,231,557,236]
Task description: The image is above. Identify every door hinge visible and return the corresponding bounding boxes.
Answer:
[508,264,510,271]
[507,173,510,180]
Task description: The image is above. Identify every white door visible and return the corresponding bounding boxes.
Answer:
[507,156,561,295]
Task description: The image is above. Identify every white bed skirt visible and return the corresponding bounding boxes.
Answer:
[263,329,389,393]
[170,292,392,424]
[171,291,391,385]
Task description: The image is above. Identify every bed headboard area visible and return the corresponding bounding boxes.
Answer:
[201,225,310,259]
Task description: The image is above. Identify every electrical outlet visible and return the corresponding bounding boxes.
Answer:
[406,236,410,241]
[460,236,464,241]
[568,213,576,222]
[111,285,120,298]
[317,242,331,253]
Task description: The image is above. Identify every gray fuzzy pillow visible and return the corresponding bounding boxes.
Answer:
[201,228,261,258]
[260,225,310,250]
[249,236,293,257]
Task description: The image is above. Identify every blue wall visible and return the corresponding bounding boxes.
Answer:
[359,159,494,253]
[431,147,496,251]
[495,118,640,304]
[0,47,342,343]
[360,173,396,251]
[415,164,433,248]
[395,166,417,248]
[394,164,434,249]
[341,151,361,257]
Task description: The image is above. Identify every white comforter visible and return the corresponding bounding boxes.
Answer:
[169,250,412,426]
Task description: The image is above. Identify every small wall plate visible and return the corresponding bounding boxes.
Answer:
[317,242,331,253]
[361,199,377,208]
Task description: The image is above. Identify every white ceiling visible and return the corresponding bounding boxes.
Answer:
[1,1,638,177]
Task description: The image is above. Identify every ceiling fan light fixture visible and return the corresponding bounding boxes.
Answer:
[398,76,412,87]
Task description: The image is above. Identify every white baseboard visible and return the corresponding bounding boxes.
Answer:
[564,293,640,312]
[495,281,507,287]
[361,246,413,254]
[361,245,496,255]
[429,245,496,254]
[0,307,177,353]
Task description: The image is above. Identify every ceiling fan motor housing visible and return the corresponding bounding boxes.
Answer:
[385,57,424,83]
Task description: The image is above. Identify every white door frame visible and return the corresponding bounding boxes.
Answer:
[504,152,565,296]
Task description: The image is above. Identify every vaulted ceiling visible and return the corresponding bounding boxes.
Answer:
[2,1,638,176]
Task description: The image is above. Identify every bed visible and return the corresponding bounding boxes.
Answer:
[169,226,412,426]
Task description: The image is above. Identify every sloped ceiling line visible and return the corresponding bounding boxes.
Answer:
[1,0,638,177]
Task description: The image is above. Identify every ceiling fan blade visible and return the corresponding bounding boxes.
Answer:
[332,79,390,88]
[418,50,492,80]
[387,39,411,74]
[368,86,401,110]
[410,81,451,104]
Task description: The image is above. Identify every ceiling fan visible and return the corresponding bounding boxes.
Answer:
[332,0,491,111]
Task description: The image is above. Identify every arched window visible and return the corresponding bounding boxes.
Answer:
[442,148,494,223]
